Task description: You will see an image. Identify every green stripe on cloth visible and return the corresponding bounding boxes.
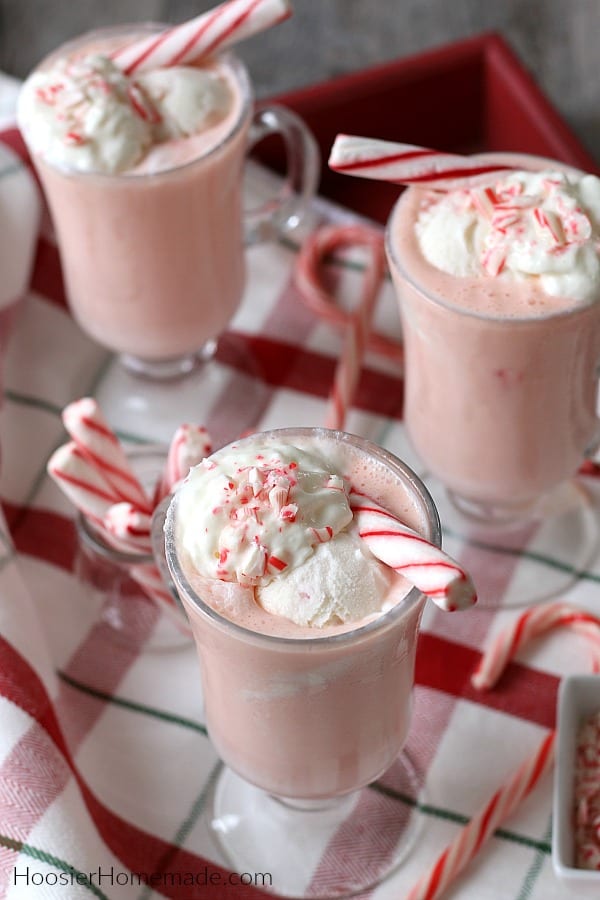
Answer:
[5,353,133,528]
[4,389,153,447]
[4,390,61,417]
[0,833,110,900]
[57,671,208,736]
[371,783,551,855]
[443,522,600,582]
[515,819,553,900]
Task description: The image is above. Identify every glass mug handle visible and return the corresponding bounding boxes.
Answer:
[244,104,320,245]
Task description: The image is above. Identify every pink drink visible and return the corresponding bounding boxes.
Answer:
[387,155,600,518]
[165,428,439,800]
[19,26,251,364]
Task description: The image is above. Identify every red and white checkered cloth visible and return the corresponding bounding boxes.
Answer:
[0,77,597,899]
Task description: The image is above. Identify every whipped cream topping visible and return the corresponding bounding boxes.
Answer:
[136,67,231,142]
[178,442,354,587]
[416,169,600,302]
[18,53,233,174]
[176,439,397,627]
[256,531,392,627]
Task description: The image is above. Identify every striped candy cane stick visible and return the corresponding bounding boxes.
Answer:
[111,0,291,75]
[472,602,600,690]
[405,731,556,900]
[349,490,477,611]
[329,135,512,190]
[294,224,402,364]
[156,424,213,502]
[302,226,388,430]
[62,398,151,512]
[47,442,121,523]
[103,503,153,554]
[406,602,600,899]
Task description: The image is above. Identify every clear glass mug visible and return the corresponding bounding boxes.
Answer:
[386,153,600,525]
[18,25,320,379]
[161,427,441,897]
[75,445,190,651]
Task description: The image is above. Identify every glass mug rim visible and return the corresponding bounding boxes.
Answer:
[19,22,254,182]
[164,426,441,651]
[385,151,596,326]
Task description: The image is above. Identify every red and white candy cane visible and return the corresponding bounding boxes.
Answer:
[406,602,600,900]
[62,398,151,512]
[111,0,291,75]
[47,441,120,524]
[349,490,476,611]
[294,224,402,365]
[317,227,387,430]
[472,602,600,690]
[156,424,213,502]
[405,731,556,900]
[103,503,153,554]
[329,134,512,190]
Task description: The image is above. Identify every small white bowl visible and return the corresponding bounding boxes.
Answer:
[553,674,600,895]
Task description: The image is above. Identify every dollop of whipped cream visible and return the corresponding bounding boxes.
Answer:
[257,532,392,627]
[176,440,393,627]
[178,442,354,586]
[136,67,231,142]
[17,53,232,174]
[416,169,600,302]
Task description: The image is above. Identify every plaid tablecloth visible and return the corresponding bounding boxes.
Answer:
[1,75,599,900]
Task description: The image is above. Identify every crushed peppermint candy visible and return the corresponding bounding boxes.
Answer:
[176,442,354,586]
[18,54,155,173]
[18,49,233,175]
[574,710,600,870]
[415,168,600,303]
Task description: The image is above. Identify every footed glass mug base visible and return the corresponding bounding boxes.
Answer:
[96,331,270,448]
[426,475,599,609]
[208,750,425,900]
[120,339,218,381]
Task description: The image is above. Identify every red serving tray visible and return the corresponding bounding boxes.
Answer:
[260,32,599,225]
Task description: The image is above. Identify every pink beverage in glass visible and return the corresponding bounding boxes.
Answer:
[386,154,600,519]
[19,27,249,365]
[165,428,439,800]
[17,26,318,376]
